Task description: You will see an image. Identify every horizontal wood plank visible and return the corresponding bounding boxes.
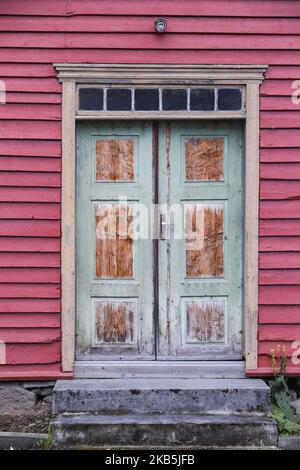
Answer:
[266,66,300,79]
[257,356,300,369]
[2,16,300,34]
[0,253,60,268]
[0,313,60,328]
[261,130,300,148]
[0,63,56,77]
[0,298,60,313]
[0,327,60,343]
[0,121,61,140]
[0,220,61,238]
[259,269,300,285]
[0,187,60,203]
[260,219,300,236]
[259,324,300,340]
[259,285,300,304]
[260,164,300,180]
[0,172,61,187]
[260,200,300,219]
[260,111,300,129]
[0,104,61,121]
[0,49,299,65]
[0,238,60,252]
[258,342,297,356]
[0,363,71,381]
[0,283,60,298]
[0,268,60,283]
[260,181,300,199]
[260,97,300,111]
[0,220,60,237]
[259,252,300,269]
[0,157,61,172]
[3,77,60,92]
[0,140,61,157]
[0,0,298,17]
[260,237,300,252]
[2,33,300,50]
[261,80,296,96]
[0,202,60,220]
[6,92,61,105]
[259,305,300,324]
[6,341,61,364]
[260,149,300,163]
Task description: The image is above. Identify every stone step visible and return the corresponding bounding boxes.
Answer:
[53,378,270,414]
[51,412,278,449]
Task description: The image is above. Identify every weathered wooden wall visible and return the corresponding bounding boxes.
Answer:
[0,0,300,378]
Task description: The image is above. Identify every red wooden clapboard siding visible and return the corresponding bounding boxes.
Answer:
[0,313,60,328]
[1,16,300,34]
[1,49,300,65]
[260,149,300,163]
[0,0,298,16]
[0,0,299,379]
[3,33,300,50]
[0,188,61,203]
[0,253,60,268]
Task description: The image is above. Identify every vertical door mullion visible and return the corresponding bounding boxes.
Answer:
[157,122,170,357]
[152,122,159,358]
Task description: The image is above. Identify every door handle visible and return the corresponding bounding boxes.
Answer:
[160,213,169,240]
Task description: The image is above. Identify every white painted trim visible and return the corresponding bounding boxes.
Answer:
[74,361,246,379]
[76,111,246,120]
[244,83,261,371]
[61,81,76,372]
[55,63,267,83]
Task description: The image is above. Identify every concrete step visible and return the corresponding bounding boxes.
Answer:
[53,378,270,414]
[51,412,278,449]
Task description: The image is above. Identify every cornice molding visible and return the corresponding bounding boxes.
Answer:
[54,63,267,84]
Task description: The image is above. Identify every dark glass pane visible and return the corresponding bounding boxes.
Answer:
[162,89,187,111]
[217,89,242,111]
[134,89,159,111]
[107,89,132,111]
[79,88,103,111]
[190,89,215,111]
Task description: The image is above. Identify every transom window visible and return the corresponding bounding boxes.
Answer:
[78,86,244,113]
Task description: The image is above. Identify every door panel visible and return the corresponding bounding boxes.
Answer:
[158,121,243,359]
[76,122,155,360]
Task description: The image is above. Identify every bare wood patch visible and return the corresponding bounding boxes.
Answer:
[95,301,135,343]
[185,137,224,181]
[96,138,134,181]
[186,299,225,343]
[95,204,134,278]
[185,203,224,277]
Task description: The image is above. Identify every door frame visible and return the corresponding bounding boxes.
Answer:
[54,63,267,374]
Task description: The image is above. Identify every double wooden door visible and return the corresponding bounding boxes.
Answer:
[76,121,243,361]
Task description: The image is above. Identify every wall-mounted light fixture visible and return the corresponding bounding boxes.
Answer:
[155,18,167,33]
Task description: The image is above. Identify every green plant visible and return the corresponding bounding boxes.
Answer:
[267,345,300,435]
[38,425,53,450]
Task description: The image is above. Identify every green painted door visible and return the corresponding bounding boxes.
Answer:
[76,122,155,360]
[76,121,243,360]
